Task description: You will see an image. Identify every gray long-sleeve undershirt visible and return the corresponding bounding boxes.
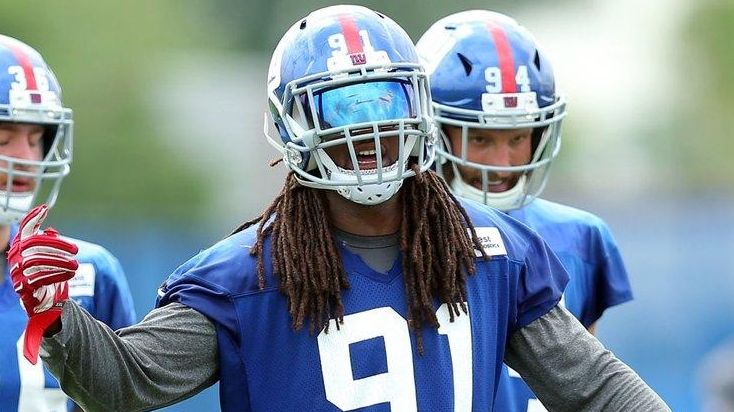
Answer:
[41,301,669,412]
[41,301,218,412]
[505,306,669,411]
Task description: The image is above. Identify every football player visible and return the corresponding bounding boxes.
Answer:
[417,10,634,411]
[11,6,666,411]
[0,34,136,412]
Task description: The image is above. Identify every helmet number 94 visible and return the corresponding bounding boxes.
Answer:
[484,65,530,93]
[7,66,50,91]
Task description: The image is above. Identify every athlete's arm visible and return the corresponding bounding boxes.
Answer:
[505,305,670,412]
[40,300,218,412]
[587,321,597,335]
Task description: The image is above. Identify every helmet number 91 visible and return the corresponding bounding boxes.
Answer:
[484,65,530,93]
[328,30,375,56]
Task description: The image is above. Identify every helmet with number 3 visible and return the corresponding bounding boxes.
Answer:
[0,35,72,224]
[266,5,435,205]
[417,10,566,210]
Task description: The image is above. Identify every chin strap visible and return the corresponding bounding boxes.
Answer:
[332,166,404,205]
[0,192,34,225]
[450,174,528,212]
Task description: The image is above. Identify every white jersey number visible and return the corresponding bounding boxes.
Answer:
[318,304,473,411]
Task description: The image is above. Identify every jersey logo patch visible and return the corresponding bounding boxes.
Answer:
[68,263,96,297]
[471,227,507,257]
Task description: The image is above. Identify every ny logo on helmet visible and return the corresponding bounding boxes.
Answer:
[503,96,518,108]
[349,53,367,65]
[327,31,390,71]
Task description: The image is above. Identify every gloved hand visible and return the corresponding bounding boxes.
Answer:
[8,204,79,364]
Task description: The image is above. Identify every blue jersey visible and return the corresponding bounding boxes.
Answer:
[157,199,569,411]
[494,198,633,412]
[0,224,136,412]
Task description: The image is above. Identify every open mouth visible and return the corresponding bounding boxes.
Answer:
[346,142,396,171]
[354,146,382,170]
[468,175,516,193]
[0,175,35,193]
[12,179,34,193]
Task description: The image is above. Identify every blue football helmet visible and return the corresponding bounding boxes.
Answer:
[417,10,566,211]
[266,5,435,205]
[0,34,72,224]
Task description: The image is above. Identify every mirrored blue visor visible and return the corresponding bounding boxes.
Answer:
[313,80,415,129]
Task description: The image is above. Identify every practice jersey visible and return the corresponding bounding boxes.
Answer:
[495,198,633,412]
[157,199,569,412]
[0,224,136,412]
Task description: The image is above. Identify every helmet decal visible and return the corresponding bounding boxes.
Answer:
[485,21,518,94]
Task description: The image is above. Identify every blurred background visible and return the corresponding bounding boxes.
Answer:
[3,0,734,410]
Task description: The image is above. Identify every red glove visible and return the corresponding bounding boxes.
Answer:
[8,205,79,364]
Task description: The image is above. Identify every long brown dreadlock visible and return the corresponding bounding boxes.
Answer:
[231,166,486,352]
